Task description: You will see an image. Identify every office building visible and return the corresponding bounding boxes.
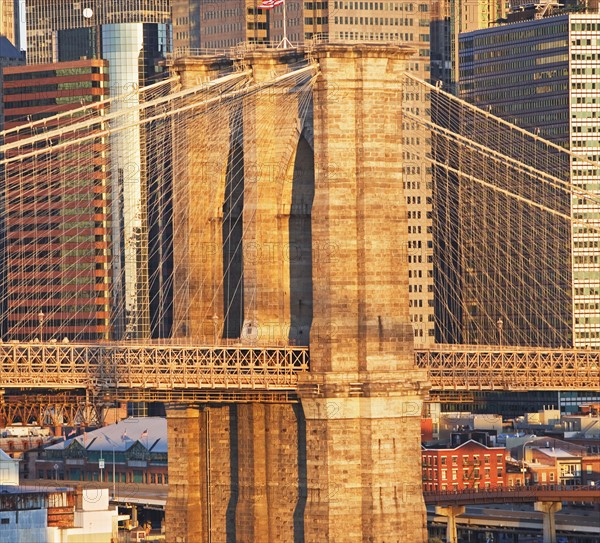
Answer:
[0,59,111,340]
[458,13,600,348]
[26,1,173,339]
[0,0,19,50]
[429,0,507,90]
[172,0,201,50]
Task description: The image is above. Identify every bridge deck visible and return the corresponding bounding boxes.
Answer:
[0,343,598,400]
[416,345,600,392]
[423,484,600,505]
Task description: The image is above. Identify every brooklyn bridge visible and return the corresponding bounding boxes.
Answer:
[1,43,599,542]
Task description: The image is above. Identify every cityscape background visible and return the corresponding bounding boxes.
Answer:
[0,0,598,542]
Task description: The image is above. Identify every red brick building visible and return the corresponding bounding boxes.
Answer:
[0,60,111,340]
[582,454,600,485]
[422,439,507,491]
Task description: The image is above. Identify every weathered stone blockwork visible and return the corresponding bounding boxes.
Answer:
[172,57,233,341]
[167,44,429,543]
[166,404,303,542]
[300,44,429,543]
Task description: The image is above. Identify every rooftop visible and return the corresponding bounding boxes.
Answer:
[46,417,167,454]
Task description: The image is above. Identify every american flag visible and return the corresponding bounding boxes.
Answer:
[258,0,284,9]
[67,428,76,438]
[140,429,148,440]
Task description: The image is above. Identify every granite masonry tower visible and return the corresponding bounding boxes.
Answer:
[166,43,429,543]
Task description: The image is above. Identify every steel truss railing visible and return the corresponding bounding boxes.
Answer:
[0,343,598,401]
[424,484,600,506]
[0,392,102,427]
[0,343,309,393]
[416,345,600,391]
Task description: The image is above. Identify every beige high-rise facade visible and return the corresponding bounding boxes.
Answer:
[0,0,17,47]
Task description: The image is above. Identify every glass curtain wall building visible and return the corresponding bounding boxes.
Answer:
[26,1,172,339]
[459,14,600,348]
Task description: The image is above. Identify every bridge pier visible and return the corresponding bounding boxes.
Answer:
[165,403,303,543]
[165,405,207,542]
[297,44,429,542]
[171,56,233,340]
[166,42,429,542]
[534,501,562,543]
[435,505,465,543]
[241,48,310,344]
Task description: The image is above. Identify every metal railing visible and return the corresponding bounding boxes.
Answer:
[0,342,598,397]
[423,484,600,505]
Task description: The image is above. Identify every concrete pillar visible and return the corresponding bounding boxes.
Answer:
[299,44,429,542]
[165,405,207,543]
[435,505,465,543]
[534,501,562,543]
[241,50,306,345]
[171,56,235,340]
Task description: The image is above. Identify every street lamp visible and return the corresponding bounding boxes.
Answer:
[496,318,504,346]
[99,453,105,483]
[212,314,219,344]
[112,447,116,499]
[521,437,537,487]
[38,310,45,341]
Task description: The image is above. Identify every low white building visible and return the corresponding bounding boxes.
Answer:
[0,448,19,485]
[0,486,118,543]
[47,488,118,543]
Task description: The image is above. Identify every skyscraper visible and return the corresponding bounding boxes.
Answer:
[26,1,173,339]
[0,59,111,340]
[458,12,600,348]
[430,0,507,91]
[0,0,19,49]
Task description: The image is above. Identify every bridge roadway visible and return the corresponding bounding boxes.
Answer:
[0,342,598,401]
[24,480,600,509]
[423,484,600,506]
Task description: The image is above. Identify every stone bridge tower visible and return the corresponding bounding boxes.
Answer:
[167,43,429,542]
[299,44,429,542]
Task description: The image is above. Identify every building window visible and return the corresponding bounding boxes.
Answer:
[1,519,9,525]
